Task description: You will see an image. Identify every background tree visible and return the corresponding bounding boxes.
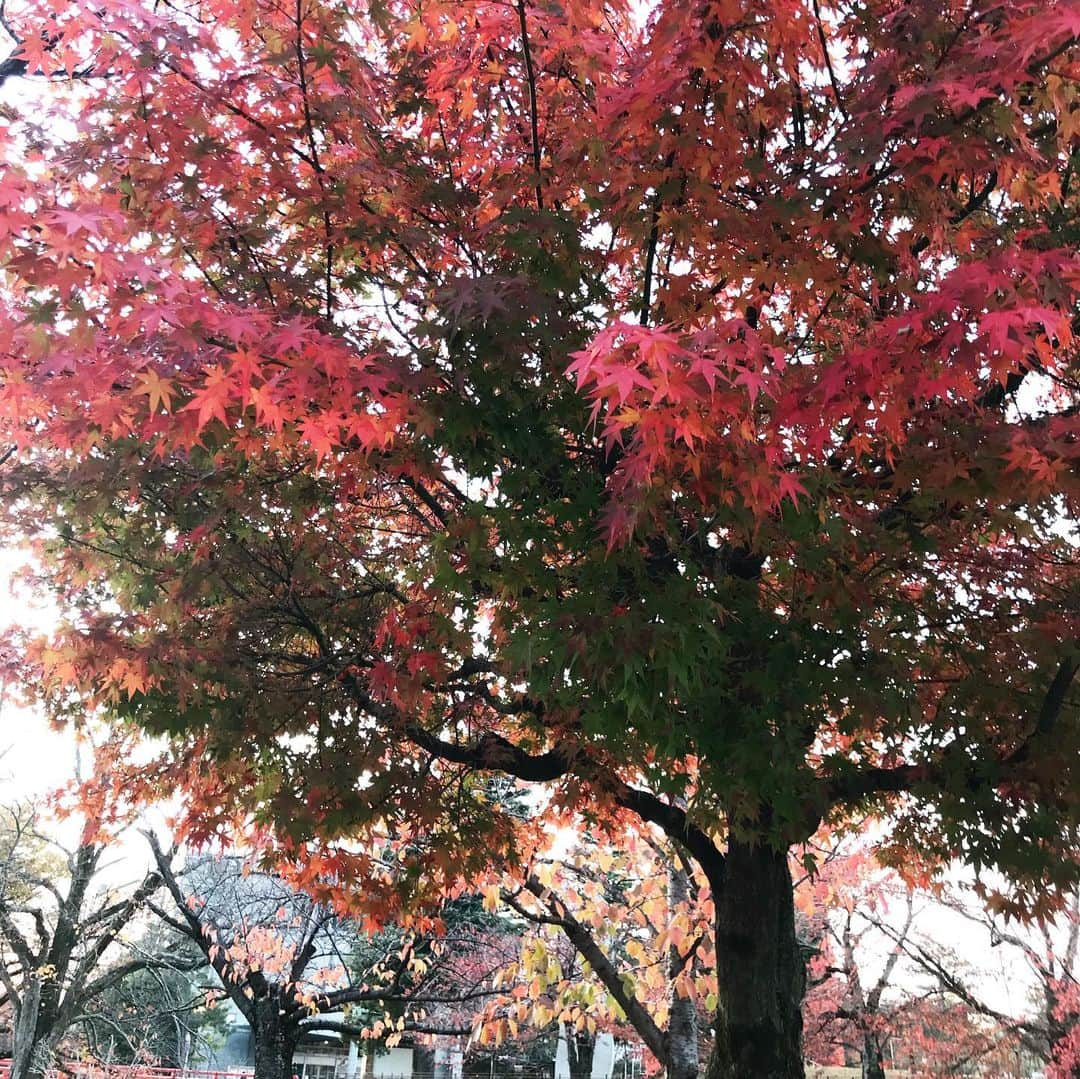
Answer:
[1,1,1079,1077]
[148,837,504,1079]
[80,925,227,1068]
[877,999,1020,1079]
[1049,972,1080,1079]
[489,827,714,1079]
[799,843,917,1079]
[340,893,520,1060]
[0,804,166,1079]
[873,887,1080,1077]
[798,836,1049,1078]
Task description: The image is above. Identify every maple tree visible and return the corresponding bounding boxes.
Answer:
[880,1000,1022,1079]
[1050,975,1080,1079]
[798,835,1080,1078]
[0,0,1078,1076]
[797,842,1001,1078]
[799,840,920,1078]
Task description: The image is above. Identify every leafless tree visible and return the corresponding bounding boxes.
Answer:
[0,804,181,1079]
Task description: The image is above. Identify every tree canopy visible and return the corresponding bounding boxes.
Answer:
[0,0,1077,1076]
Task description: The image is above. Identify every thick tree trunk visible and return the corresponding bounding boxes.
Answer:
[565,1026,596,1079]
[251,999,298,1079]
[861,1034,885,1079]
[10,980,61,1079]
[703,841,805,1079]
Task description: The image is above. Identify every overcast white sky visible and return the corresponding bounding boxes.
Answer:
[0,544,77,795]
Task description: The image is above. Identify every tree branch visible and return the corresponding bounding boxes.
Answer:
[823,656,1079,806]
[515,0,543,211]
[515,875,670,1067]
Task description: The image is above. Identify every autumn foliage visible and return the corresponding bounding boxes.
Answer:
[0,0,1078,1076]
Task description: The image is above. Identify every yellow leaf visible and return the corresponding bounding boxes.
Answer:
[136,368,175,414]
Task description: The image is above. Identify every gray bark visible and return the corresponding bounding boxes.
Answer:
[861,1034,885,1079]
[9,975,64,1079]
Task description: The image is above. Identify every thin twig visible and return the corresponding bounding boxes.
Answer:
[812,0,848,121]
[295,0,334,321]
